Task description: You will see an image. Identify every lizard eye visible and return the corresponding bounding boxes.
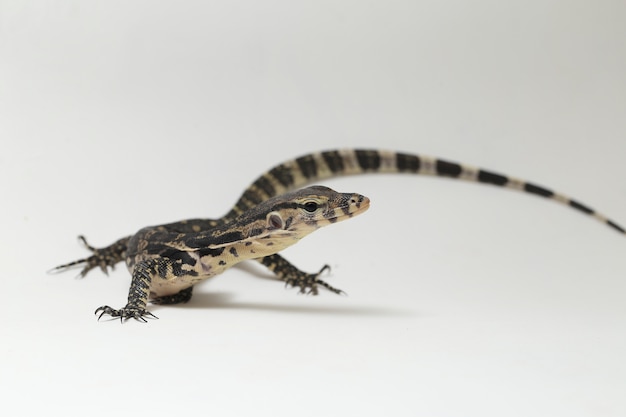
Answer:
[303,201,319,212]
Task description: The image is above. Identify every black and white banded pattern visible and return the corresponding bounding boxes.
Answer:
[220,149,624,234]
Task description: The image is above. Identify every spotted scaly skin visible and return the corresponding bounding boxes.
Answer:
[52,149,625,322]
[55,185,368,322]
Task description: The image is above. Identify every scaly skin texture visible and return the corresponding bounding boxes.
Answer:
[52,149,624,322]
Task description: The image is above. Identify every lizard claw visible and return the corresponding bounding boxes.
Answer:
[95,305,158,323]
[286,264,346,296]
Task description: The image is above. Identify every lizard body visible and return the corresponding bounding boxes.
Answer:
[52,149,624,321]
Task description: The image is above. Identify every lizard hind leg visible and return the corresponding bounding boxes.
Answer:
[151,287,194,305]
[50,235,130,278]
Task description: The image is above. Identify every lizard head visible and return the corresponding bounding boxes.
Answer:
[260,185,370,235]
[210,186,370,253]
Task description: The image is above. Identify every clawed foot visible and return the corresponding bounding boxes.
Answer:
[95,305,158,323]
[49,235,129,278]
[286,265,346,296]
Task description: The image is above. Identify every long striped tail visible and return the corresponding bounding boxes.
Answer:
[221,149,625,234]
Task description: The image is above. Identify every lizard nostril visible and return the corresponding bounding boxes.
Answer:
[350,195,366,205]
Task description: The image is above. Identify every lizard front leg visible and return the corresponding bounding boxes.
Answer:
[95,259,164,322]
[51,235,130,277]
[257,254,345,295]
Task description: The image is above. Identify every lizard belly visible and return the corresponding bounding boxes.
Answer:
[148,275,205,298]
[145,241,274,298]
[146,251,234,298]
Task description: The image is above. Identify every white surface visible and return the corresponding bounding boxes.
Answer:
[1,2,625,416]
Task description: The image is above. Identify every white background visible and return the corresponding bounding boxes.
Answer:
[1,1,625,416]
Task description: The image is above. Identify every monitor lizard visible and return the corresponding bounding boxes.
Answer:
[51,149,624,322]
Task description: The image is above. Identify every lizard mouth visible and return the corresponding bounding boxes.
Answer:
[325,193,370,224]
[347,194,370,217]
